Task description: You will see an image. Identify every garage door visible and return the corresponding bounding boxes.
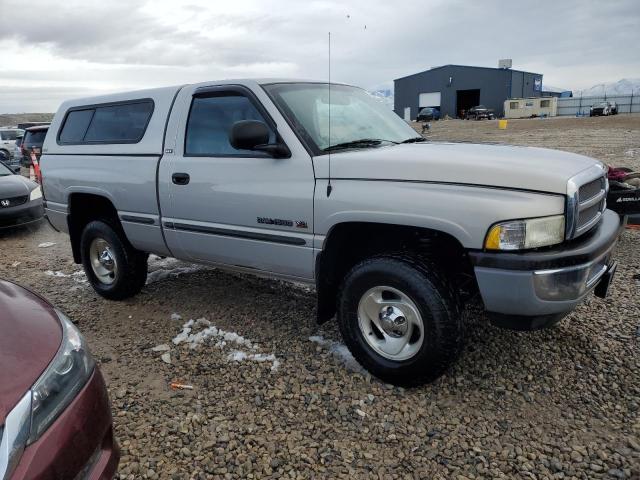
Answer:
[419,92,441,108]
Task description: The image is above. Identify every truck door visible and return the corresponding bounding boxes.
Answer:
[158,83,315,280]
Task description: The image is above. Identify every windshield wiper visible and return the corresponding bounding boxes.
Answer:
[401,136,427,143]
[322,138,398,152]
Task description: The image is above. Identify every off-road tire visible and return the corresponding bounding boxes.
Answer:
[337,255,464,387]
[80,220,148,300]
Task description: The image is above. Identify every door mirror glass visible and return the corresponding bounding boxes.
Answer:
[229,120,270,150]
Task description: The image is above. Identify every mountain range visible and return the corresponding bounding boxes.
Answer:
[369,78,640,108]
[575,78,640,96]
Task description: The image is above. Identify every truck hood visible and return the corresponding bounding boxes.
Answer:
[0,280,62,424]
[327,142,603,194]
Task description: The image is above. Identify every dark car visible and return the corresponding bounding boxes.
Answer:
[590,102,617,117]
[465,105,495,120]
[0,279,119,479]
[0,162,44,228]
[20,125,49,168]
[416,107,441,122]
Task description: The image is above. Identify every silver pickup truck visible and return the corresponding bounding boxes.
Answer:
[40,79,620,386]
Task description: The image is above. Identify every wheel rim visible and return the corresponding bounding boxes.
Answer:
[357,286,424,361]
[89,238,117,285]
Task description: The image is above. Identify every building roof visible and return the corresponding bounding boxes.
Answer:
[394,64,543,82]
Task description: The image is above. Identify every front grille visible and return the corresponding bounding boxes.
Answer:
[578,202,603,231]
[579,178,604,202]
[570,172,607,238]
[0,195,28,208]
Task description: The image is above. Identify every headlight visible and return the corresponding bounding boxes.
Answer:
[484,215,565,251]
[28,310,95,444]
[29,186,42,201]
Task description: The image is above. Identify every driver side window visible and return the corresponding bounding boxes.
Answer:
[185,93,275,156]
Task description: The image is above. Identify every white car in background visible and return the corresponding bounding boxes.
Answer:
[0,127,24,172]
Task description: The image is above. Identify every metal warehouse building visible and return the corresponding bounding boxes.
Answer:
[394,64,543,120]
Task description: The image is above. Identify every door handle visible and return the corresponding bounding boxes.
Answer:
[172,173,190,185]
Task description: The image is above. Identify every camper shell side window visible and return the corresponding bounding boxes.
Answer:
[57,99,155,145]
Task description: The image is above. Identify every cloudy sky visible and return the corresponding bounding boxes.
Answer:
[0,0,638,112]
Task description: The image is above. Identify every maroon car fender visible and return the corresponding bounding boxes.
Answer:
[10,369,119,480]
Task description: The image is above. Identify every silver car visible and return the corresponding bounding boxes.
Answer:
[0,127,24,173]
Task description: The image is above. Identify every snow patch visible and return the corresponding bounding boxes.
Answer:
[45,270,70,277]
[146,265,204,285]
[172,319,194,345]
[44,270,87,284]
[38,242,56,248]
[227,350,281,372]
[171,318,254,349]
[309,335,368,375]
[170,313,182,321]
[169,314,280,371]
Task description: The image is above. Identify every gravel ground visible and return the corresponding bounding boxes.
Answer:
[1,115,639,479]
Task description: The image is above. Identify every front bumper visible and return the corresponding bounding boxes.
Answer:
[0,199,44,229]
[9,369,119,480]
[469,209,621,319]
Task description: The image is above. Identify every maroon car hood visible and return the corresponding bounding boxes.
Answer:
[0,280,61,422]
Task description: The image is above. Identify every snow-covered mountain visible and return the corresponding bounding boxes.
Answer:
[542,85,567,93]
[369,83,394,109]
[579,78,640,96]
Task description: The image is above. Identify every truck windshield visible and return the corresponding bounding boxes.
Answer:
[264,83,419,154]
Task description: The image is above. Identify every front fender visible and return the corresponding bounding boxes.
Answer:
[314,180,565,249]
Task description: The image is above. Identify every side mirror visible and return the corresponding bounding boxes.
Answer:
[229,120,269,150]
[229,120,290,158]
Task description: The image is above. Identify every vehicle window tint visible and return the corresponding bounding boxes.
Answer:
[84,102,153,142]
[58,100,153,144]
[0,131,19,140]
[59,109,94,143]
[25,130,47,144]
[185,94,275,156]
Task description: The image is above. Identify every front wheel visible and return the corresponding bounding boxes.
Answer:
[80,220,148,300]
[337,256,464,387]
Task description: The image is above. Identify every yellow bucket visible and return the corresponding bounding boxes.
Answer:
[498,119,508,130]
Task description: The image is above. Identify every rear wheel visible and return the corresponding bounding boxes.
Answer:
[337,256,464,387]
[80,220,148,300]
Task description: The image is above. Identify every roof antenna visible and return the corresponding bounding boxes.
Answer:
[326,31,333,198]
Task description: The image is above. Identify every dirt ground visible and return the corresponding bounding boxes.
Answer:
[1,115,639,479]
[419,114,640,172]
